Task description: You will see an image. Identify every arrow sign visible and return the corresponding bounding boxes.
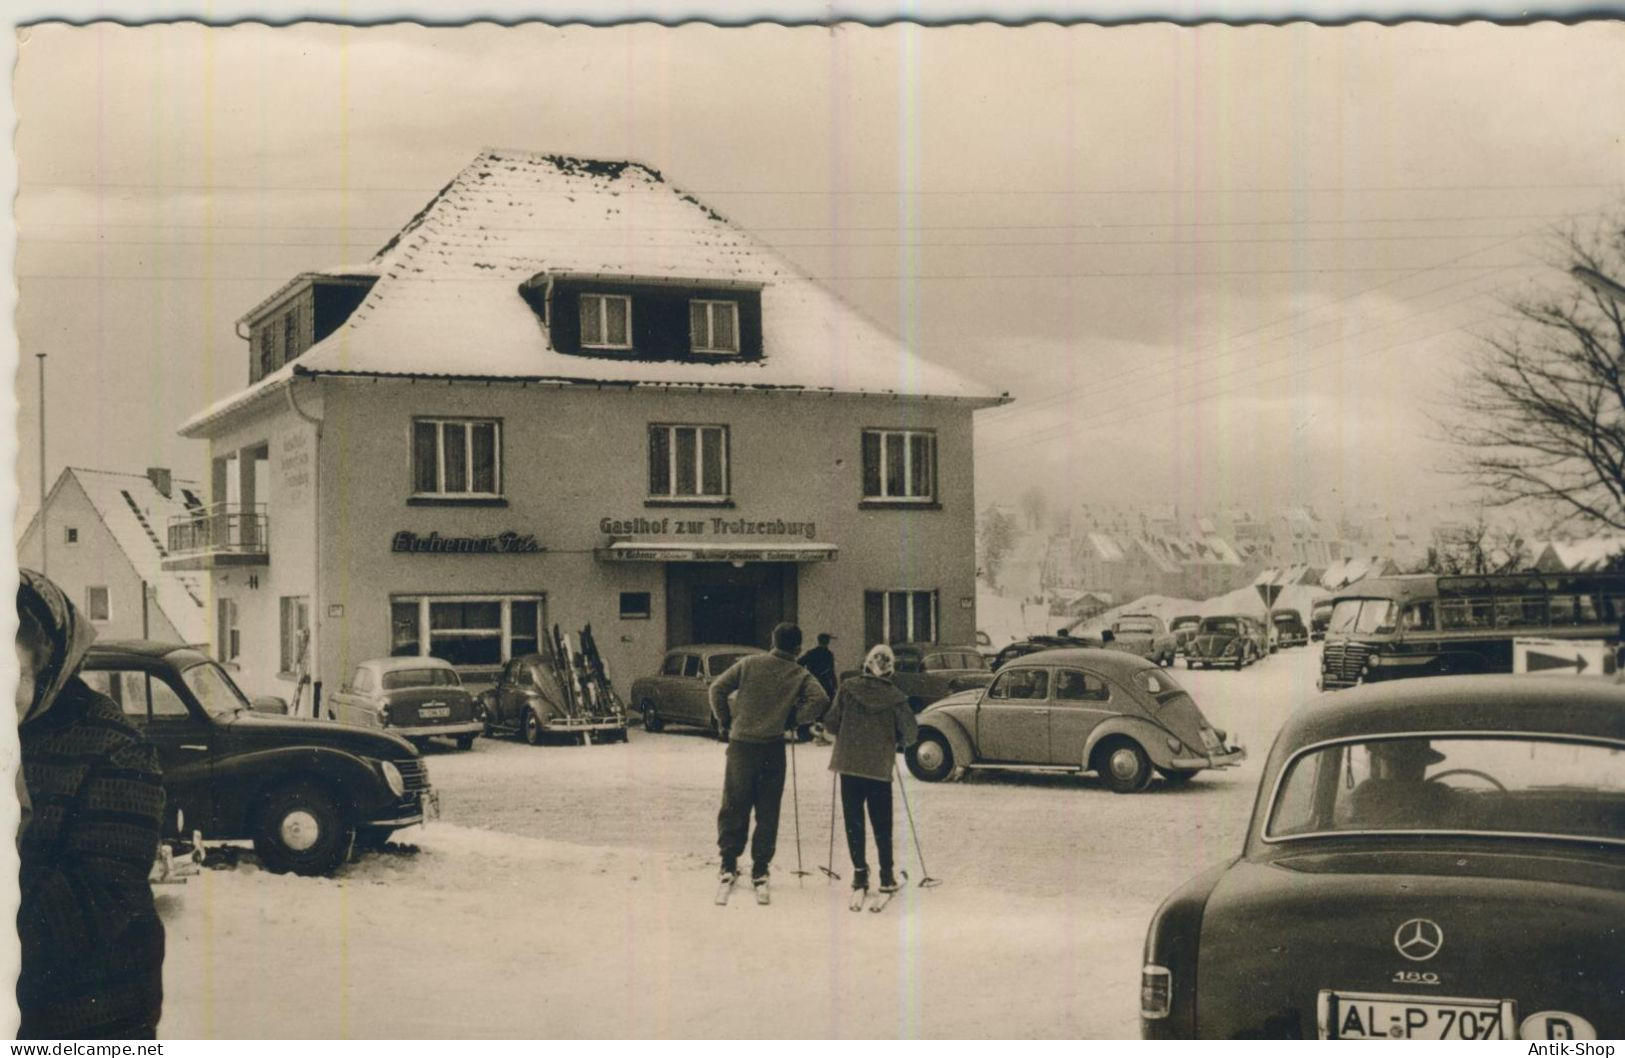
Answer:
[1524,650,1588,674]
[1256,583,1282,609]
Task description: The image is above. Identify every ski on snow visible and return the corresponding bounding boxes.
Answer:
[868,872,908,913]
[848,888,867,912]
[754,879,771,905]
[715,873,738,906]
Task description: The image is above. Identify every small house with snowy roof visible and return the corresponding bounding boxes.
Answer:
[19,467,210,646]
[170,149,1008,704]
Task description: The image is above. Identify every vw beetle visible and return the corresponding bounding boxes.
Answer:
[905,648,1244,792]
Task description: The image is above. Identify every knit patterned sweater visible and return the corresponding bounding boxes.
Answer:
[18,679,166,1039]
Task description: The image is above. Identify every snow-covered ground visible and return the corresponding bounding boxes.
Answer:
[157,645,1326,1039]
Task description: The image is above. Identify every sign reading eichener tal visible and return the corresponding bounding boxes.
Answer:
[391,530,542,555]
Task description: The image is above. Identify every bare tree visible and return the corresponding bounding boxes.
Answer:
[979,507,1019,588]
[1447,221,1625,531]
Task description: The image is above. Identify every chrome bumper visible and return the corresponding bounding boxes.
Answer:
[388,721,485,738]
[1171,745,1247,770]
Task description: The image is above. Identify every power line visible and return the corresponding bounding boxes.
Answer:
[17,264,1518,282]
[976,225,1549,424]
[21,231,1537,251]
[21,179,1624,195]
[17,210,1586,233]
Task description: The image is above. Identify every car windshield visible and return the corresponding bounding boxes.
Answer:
[1266,735,1625,846]
[1171,617,1200,631]
[1328,598,1399,635]
[1201,618,1239,634]
[382,667,461,690]
[180,660,252,718]
[708,653,749,677]
[1117,621,1156,635]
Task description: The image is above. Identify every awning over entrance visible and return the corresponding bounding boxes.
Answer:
[596,540,837,563]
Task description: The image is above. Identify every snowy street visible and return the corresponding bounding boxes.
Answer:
[158,646,1324,1039]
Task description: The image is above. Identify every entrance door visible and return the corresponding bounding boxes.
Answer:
[666,562,797,649]
[693,583,757,646]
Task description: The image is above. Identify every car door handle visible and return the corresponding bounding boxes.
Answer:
[180,744,208,751]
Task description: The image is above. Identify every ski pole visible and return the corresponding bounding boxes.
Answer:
[895,771,941,888]
[788,735,810,883]
[820,770,840,882]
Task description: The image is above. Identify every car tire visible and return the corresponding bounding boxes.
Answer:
[1184,659,1194,669]
[254,779,353,876]
[523,709,544,746]
[641,700,664,733]
[1157,768,1199,785]
[1095,739,1152,794]
[455,733,477,751]
[906,730,955,782]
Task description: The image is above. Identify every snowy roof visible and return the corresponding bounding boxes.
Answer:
[1087,532,1125,562]
[60,469,209,642]
[182,148,1006,436]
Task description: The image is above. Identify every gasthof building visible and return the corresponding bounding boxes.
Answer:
[169,148,1007,711]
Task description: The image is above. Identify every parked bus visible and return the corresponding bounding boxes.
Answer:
[1319,572,1625,690]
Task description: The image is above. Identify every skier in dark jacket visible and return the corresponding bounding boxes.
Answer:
[16,569,167,1039]
[824,643,918,896]
[795,632,838,744]
[709,623,830,891]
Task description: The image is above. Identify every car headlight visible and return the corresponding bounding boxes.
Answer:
[378,759,406,798]
[1141,964,1172,1019]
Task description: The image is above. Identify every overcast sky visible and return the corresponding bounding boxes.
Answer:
[12,20,1625,537]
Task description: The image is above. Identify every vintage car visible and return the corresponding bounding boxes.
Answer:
[632,644,762,737]
[991,632,1104,671]
[478,652,629,745]
[1169,615,1203,656]
[905,648,1244,793]
[840,642,995,712]
[1109,614,1179,667]
[975,629,1001,664]
[81,640,437,876]
[1311,599,1334,641]
[1271,609,1310,648]
[1141,675,1624,1040]
[1185,616,1263,670]
[327,657,485,750]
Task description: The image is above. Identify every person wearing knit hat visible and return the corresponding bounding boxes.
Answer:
[822,643,918,897]
[16,569,167,1039]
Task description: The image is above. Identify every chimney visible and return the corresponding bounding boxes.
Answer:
[146,467,172,498]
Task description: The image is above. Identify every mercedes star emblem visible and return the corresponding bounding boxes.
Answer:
[1394,918,1445,962]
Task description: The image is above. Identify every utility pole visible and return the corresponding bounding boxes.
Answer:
[36,353,47,576]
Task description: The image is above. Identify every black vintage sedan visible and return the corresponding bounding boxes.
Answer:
[1141,675,1624,1040]
[81,641,437,876]
[906,648,1244,792]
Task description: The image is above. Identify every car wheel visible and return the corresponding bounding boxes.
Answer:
[254,779,353,876]
[641,700,664,733]
[1157,768,1199,785]
[456,734,477,751]
[1184,659,1194,669]
[523,709,544,746]
[906,730,954,782]
[1095,739,1152,794]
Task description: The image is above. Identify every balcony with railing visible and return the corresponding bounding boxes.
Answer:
[163,502,271,570]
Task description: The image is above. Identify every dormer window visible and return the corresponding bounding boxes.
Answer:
[689,299,739,354]
[580,293,632,349]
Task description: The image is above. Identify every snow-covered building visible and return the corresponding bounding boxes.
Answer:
[170,149,1007,708]
[18,467,209,645]
[1532,537,1625,573]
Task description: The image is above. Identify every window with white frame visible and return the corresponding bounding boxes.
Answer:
[86,586,110,622]
[279,596,310,674]
[864,589,938,646]
[390,595,546,669]
[861,429,937,502]
[648,424,729,500]
[580,293,632,349]
[217,598,241,664]
[689,299,740,354]
[412,418,502,497]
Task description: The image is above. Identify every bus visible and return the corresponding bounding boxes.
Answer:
[1318,572,1625,690]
